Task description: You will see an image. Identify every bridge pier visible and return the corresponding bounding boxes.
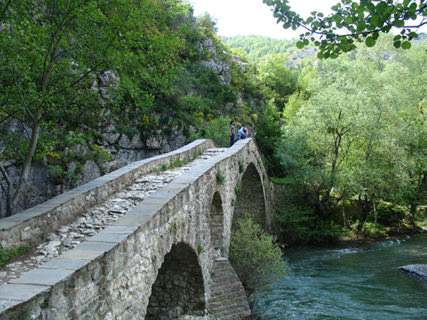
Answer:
[208,258,251,319]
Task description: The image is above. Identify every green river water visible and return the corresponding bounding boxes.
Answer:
[252,233,427,320]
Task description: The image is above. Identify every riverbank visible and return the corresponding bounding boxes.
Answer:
[338,223,427,244]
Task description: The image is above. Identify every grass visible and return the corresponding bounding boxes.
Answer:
[0,246,29,268]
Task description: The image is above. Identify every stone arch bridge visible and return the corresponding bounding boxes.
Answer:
[0,138,274,319]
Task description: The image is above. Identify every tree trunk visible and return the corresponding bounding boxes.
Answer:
[357,194,373,234]
[9,106,43,215]
[0,164,12,217]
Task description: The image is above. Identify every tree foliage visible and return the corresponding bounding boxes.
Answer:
[224,35,295,63]
[229,217,287,291]
[0,0,187,215]
[0,2,268,216]
[275,35,426,241]
[263,0,427,58]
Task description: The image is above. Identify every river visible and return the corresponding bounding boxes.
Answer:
[252,233,427,319]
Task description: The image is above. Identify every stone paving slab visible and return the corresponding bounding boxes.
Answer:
[130,201,164,214]
[87,232,131,244]
[39,258,90,271]
[127,207,158,216]
[9,268,73,286]
[0,283,49,301]
[163,182,190,190]
[112,213,152,227]
[57,241,116,260]
[0,205,55,221]
[45,190,84,205]
[173,176,199,184]
[102,225,139,234]
[147,191,176,201]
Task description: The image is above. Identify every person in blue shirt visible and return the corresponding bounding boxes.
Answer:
[235,123,247,142]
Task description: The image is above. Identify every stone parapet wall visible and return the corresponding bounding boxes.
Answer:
[0,139,216,250]
[0,138,272,319]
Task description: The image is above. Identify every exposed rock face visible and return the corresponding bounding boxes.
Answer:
[398,264,427,281]
[200,59,231,84]
[199,39,217,56]
[0,128,188,218]
[198,38,231,84]
[91,70,120,102]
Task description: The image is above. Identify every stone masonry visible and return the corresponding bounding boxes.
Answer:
[0,138,273,319]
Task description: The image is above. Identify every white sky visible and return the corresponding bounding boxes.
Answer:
[188,0,427,39]
[188,0,337,39]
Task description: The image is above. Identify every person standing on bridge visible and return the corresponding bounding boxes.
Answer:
[230,120,235,147]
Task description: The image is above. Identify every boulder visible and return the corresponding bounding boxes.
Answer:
[398,264,427,281]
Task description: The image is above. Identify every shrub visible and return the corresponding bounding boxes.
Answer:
[229,216,287,292]
[203,116,232,147]
[375,201,408,227]
[216,170,225,185]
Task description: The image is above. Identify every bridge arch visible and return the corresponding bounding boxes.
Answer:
[146,242,205,319]
[232,162,266,231]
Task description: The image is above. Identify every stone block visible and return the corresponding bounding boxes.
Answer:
[9,268,73,286]
[57,241,116,260]
[0,283,50,303]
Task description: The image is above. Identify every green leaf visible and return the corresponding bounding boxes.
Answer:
[345,17,353,25]
[401,41,411,49]
[365,36,376,47]
[296,41,305,49]
[394,40,401,48]
[393,19,405,27]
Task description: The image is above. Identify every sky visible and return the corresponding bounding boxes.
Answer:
[188,0,427,39]
[187,0,338,39]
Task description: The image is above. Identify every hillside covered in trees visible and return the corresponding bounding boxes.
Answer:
[0,1,264,217]
[230,33,426,244]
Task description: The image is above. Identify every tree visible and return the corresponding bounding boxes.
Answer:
[0,0,186,216]
[255,102,283,177]
[263,0,427,58]
[257,54,298,111]
[276,38,427,237]
[229,217,287,292]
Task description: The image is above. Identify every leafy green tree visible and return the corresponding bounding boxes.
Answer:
[276,38,426,238]
[257,54,298,111]
[255,102,283,177]
[263,0,427,58]
[0,0,186,215]
[229,217,287,292]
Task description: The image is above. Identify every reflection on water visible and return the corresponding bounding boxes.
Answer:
[253,234,427,320]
